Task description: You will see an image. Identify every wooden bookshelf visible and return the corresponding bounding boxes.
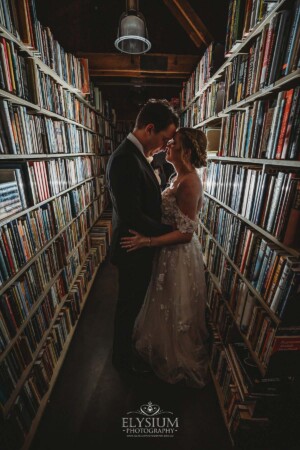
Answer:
[0,23,94,111]
[0,154,97,160]
[21,255,103,450]
[206,266,269,375]
[0,28,116,142]
[187,69,300,130]
[0,192,102,316]
[0,3,114,448]
[207,155,300,167]
[222,69,300,115]
[180,0,291,112]
[0,88,102,135]
[204,192,300,258]
[115,120,135,146]
[38,108,99,135]
[0,270,63,363]
[1,226,102,417]
[194,115,221,129]
[181,0,300,442]
[200,221,281,325]
[209,364,235,447]
[0,177,94,228]
[0,89,40,110]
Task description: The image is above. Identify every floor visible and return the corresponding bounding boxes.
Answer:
[30,261,233,450]
[29,260,300,450]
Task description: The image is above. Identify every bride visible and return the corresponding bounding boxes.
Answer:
[121,128,210,388]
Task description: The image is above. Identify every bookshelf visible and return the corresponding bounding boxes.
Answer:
[0,2,114,449]
[115,120,135,146]
[180,0,300,446]
[209,361,235,447]
[208,155,300,167]
[203,190,300,257]
[180,0,298,111]
[19,244,107,450]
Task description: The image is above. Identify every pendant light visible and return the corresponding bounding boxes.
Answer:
[115,0,151,54]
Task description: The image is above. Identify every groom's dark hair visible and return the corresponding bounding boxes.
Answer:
[135,99,179,132]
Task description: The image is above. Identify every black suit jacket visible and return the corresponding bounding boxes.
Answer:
[106,138,172,265]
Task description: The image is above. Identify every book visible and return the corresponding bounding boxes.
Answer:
[0,167,28,220]
[229,342,281,395]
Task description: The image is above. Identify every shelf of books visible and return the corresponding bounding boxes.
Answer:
[89,81,117,153]
[180,0,300,446]
[115,120,135,146]
[0,2,114,449]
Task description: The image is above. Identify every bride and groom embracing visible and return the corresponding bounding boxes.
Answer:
[107,99,210,388]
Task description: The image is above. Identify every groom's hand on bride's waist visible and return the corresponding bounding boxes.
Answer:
[120,230,149,252]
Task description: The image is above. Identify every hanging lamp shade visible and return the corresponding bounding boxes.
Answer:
[115,0,151,54]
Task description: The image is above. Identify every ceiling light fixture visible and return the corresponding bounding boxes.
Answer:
[115,0,151,55]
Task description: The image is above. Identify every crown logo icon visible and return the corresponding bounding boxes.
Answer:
[139,401,160,416]
[127,401,173,417]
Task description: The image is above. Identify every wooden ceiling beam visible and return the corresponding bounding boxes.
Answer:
[77,52,199,79]
[163,0,213,48]
[89,71,190,79]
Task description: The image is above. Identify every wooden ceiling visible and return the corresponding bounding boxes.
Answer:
[35,0,228,119]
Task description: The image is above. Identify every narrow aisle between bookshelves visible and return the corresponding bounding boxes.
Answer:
[30,261,233,450]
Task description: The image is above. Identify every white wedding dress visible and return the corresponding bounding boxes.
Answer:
[133,185,209,388]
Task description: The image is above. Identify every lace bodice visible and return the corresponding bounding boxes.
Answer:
[161,188,199,233]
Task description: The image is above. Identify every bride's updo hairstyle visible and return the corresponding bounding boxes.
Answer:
[178,128,207,168]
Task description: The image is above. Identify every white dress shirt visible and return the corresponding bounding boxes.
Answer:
[127,132,160,183]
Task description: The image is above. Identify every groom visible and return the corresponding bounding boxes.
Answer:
[107,99,178,373]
